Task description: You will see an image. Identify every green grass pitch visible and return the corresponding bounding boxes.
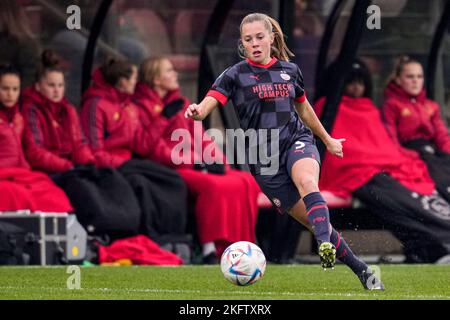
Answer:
[1,264,449,300]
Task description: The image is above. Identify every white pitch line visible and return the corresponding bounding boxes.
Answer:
[1,286,450,299]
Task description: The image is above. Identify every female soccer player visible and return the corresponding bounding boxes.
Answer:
[185,13,384,290]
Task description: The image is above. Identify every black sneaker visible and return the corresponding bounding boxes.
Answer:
[358,267,385,291]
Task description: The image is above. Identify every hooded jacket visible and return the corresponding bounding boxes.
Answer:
[0,104,30,169]
[22,86,95,173]
[0,105,73,213]
[383,82,450,153]
[81,69,143,168]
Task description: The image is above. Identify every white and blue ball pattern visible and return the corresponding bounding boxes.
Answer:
[220,241,266,286]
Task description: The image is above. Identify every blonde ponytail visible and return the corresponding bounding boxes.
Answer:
[267,16,294,61]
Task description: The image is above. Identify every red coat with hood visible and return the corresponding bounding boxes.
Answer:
[0,104,73,212]
[133,84,260,251]
[383,82,450,153]
[21,87,95,174]
[81,69,150,168]
[0,104,30,169]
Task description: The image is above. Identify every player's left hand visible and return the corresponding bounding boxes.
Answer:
[326,137,345,158]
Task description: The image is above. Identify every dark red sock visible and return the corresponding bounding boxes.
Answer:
[303,192,331,244]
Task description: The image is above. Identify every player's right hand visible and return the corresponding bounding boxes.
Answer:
[184,103,203,120]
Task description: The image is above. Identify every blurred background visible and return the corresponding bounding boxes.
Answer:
[8,0,449,116]
[2,0,449,264]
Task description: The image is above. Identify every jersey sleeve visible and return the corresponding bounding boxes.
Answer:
[206,67,235,106]
[294,65,306,103]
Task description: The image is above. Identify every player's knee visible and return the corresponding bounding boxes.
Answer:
[297,174,318,191]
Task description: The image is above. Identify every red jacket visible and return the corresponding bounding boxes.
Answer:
[81,69,144,168]
[0,104,30,169]
[383,82,450,153]
[315,96,435,197]
[133,83,226,169]
[21,87,95,174]
[0,105,73,213]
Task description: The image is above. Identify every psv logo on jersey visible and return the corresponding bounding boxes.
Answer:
[280,71,291,81]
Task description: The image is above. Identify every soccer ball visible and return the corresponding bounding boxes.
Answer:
[220,241,266,286]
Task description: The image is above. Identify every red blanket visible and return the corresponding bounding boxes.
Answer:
[315,96,435,198]
[177,168,260,247]
[98,235,183,265]
[0,167,73,212]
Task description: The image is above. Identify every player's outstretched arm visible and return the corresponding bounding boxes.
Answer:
[295,99,345,158]
[184,96,220,121]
